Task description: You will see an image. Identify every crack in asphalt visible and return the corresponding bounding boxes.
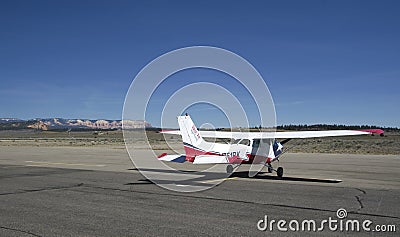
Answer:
[0,183,83,196]
[0,226,41,237]
[77,183,400,220]
[354,188,366,212]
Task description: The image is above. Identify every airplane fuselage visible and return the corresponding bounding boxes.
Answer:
[183,138,282,165]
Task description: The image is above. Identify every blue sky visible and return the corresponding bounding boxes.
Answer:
[0,0,399,127]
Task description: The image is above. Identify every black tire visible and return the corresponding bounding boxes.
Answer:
[277,167,283,178]
[226,164,233,174]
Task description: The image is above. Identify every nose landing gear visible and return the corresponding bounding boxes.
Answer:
[266,163,284,178]
[276,167,284,178]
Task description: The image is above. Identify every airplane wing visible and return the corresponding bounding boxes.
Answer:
[161,129,384,139]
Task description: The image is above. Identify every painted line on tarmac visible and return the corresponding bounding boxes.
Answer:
[25,161,106,167]
[201,177,239,183]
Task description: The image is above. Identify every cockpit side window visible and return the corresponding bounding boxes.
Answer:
[239,139,250,146]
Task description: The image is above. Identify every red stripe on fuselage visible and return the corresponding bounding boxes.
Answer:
[183,144,242,163]
[183,144,220,162]
[184,144,273,164]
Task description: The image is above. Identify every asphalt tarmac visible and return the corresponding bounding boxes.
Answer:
[0,146,399,236]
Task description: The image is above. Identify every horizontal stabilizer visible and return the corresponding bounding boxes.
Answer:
[160,130,181,135]
[157,153,186,163]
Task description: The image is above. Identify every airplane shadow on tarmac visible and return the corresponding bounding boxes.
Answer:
[126,168,342,185]
[231,171,342,183]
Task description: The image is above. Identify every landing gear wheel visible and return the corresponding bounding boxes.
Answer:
[277,167,283,178]
[268,166,273,173]
[226,164,233,174]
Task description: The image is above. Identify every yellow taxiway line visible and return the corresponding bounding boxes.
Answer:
[201,177,239,183]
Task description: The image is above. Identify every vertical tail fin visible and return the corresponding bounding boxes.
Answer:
[177,115,216,162]
[177,115,204,147]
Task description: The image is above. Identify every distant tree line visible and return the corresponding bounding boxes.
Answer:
[275,124,399,132]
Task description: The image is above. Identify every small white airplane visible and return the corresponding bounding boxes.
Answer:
[159,115,384,178]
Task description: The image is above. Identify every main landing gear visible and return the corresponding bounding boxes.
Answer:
[226,164,241,174]
[226,163,284,178]
[226,164,234,174]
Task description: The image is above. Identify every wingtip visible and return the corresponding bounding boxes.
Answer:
[360,129,385,136]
